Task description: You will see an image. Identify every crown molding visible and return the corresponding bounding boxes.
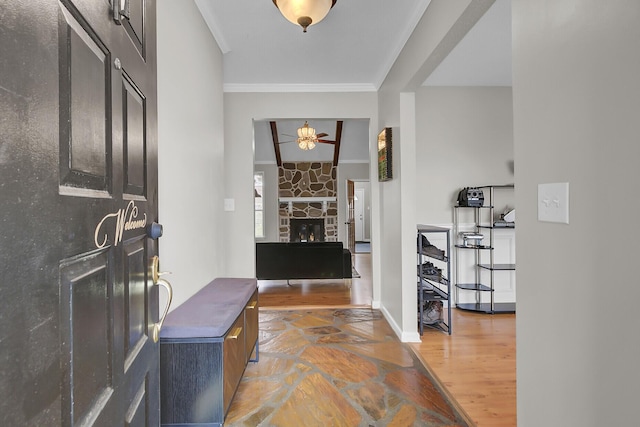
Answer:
[195,0,230,54]
[223,83,377,93]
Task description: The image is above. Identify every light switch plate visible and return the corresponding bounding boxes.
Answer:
[538,182,569,224]
[224,198,235,211]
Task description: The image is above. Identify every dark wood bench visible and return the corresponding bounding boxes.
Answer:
[256,242,352,280]
[159,278,258,427]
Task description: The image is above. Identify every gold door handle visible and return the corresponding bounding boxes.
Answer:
[152,278,173,343]
[246,301,257,309]
[151,256,173,343]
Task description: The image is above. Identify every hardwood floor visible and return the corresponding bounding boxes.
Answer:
[410,311,516,427]
[258,252,517,427]
[257,252,372,308]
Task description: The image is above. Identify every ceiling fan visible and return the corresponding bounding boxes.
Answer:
[277,121,337,149]
[269,120,343,166]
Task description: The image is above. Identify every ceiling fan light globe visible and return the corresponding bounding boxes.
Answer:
[273,0,334,31]
[297,121,316,139]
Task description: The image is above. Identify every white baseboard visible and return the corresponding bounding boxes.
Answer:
[380,305,421,343]
[402,331,421,343]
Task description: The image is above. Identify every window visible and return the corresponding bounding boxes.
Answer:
[254,172,264,238]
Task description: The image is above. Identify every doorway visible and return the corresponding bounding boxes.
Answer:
[352,181,371,253]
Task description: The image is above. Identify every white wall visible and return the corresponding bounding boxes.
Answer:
[157,0,225,308]
[376,0,494,341]
[415,86,514,225]
[513,1,640,425]
[416,86,515,306]
[223,92,379,293]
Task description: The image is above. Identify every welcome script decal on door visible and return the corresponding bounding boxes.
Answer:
[94,200,147,248]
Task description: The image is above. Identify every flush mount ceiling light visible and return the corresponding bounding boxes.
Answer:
[272,0,337,33]
[297,121,317,150]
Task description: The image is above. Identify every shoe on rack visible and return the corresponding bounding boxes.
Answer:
[417,235,446,260]
[418,234,431,249]
[417,261,442,282]
[418,281,434,292]
[422,301,443,324]
[423,245,445,260]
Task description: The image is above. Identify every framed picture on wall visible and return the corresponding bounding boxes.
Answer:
[378,127,392,181]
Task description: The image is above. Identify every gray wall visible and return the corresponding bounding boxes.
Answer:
[223,92,379,283]
[157,0,225,308]
[415,86,514,225]
[160,0,498,341]
[156,1,640,424]
[376,0,494,340]
[513,1,640,425]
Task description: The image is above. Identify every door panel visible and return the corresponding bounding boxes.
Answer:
[123,0,146,58]
[122,75,147,197]
[59,3,112,193]
[355,188,365,241]
[346,180,356,255]
[125,376,149,427]
[124,238,147,366]
[0,0,159,425]
[59,248,115,426]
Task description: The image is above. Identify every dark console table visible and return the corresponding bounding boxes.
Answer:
[255,242,352,280]
[159,278,258,427]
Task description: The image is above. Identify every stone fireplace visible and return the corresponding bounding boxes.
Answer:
[278,162,338,242]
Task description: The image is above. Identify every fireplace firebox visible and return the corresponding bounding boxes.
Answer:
[290,219,325,242]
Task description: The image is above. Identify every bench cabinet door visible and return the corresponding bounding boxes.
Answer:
[223,314,246,412]
[244,290,260,363]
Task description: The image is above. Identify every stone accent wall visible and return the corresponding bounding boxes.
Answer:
[278,162,338,242]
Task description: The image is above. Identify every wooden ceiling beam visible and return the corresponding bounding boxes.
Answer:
[269,121,283,167]
[332,120,343,166]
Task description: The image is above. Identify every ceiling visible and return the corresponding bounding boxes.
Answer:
[195,0,511,91]
[195,0,430,91]
[196,0,511,163]
[422,0,511,86]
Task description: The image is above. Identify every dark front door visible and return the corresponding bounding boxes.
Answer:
[0,0,160,425]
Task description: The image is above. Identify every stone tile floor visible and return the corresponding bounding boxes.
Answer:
[225,308,469,427]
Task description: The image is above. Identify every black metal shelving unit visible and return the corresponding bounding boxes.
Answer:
[417,224,452,335]
[453,185,516,314]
